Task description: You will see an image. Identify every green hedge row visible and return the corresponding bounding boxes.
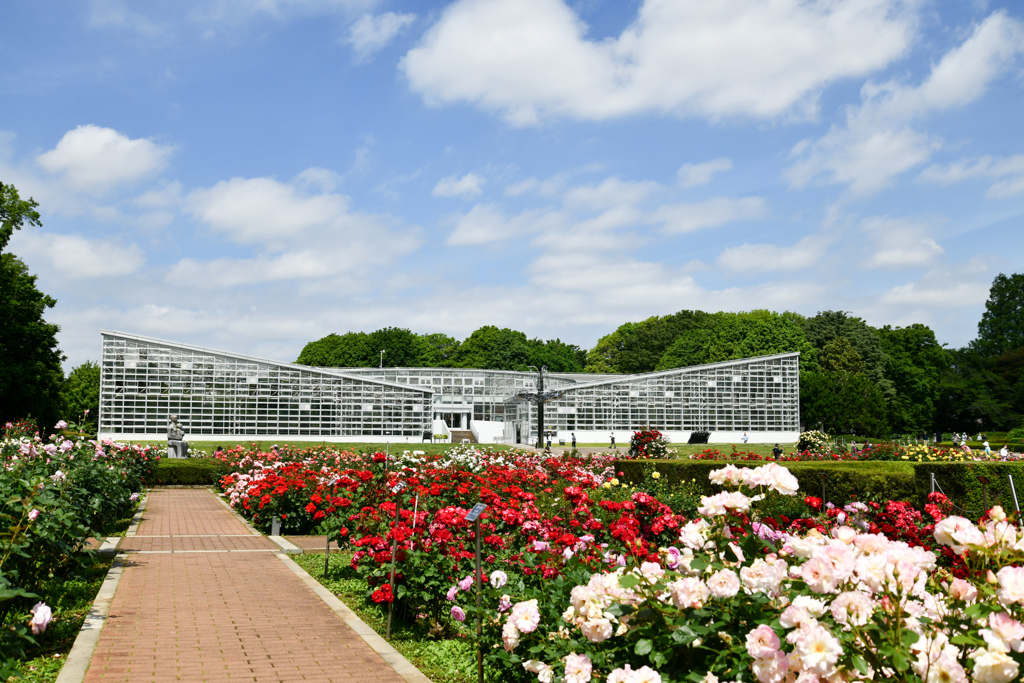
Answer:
[615,459,1024,514]
[144,458,226,486]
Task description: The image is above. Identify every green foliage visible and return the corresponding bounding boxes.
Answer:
[449,326,533,370]
[878,324,947,435]
[146,458,226,486]
[800,370,890,437]
[974,272,1024,357]
[585,311,710,374]
[416,333,461,367]
[801,311,889,390]
[937,347,1021,432]
[0,183,64,428]
[655,310,814,371]
[297,332,372,367]
[795,430,833,454]
[367,327,426,367]
[61,361,100,432]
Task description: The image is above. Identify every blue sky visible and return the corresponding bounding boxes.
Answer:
[2,0,1023,369]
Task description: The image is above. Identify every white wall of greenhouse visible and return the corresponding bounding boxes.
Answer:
[99,331,800,444]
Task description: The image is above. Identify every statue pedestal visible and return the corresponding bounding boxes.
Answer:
[167,439,189,459]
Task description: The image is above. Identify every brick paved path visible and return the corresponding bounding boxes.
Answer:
[83,490,409,683]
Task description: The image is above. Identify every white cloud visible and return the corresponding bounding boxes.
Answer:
[881,281,990,307]
[433,172,486,199]
[652,197,767,234]
[861,216,944,269]
[446,204,557,246]
[563,177,659,211]
[402,0,918,125]
[186,176,349,247]
[787,11,1024,195]
[11,231,145,278]
[36,125,174,194]
[346,12,416,61]
[678,158,733,188]
[919,154,1024,198]
[717,234,832,272]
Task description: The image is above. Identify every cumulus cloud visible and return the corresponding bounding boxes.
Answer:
[861,216,944,269]
[446,204,558,246]
[563,177,659,211]
[402,0,918,125]
[177,172,421,286]
[919,154,1024,198]
[12,231,145,278]
[787,11,1024,195]
[433,172,486,199]
[881,280,990,307]
[717,234,832,272]
[652,197,766,234]
[346,12,416,61]
[36,125,174,194]
[678,158,733,188]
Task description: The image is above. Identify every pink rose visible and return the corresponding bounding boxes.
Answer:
[30,603,52,634]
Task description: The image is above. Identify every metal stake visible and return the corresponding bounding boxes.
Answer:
[386,492,404,639]
[1010,475,1020,514]
[475,516,483,683]
[324,535,330,577]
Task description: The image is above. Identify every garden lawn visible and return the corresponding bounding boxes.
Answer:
[293,553,474,683]
[129,440,509,457]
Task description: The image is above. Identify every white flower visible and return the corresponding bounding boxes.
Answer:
[667,577,709,609]
[30,602,52,634]
[971,648,1019,683]
[830,591,874,627]
[579,617,613,642]
[490,570,508,589]
[745,624,781,659]
[996,566,1024,606]
[501,619,520,651]
[523,660,554,683]
[790,622,842,676]
[511,599,540,633]
[563,653,592,683]
[707,569,740,598]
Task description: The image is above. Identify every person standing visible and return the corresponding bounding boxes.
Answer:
[571,433,576,449]
[741,432,749,444]
[1001,445,1009,459]
[610,433,616,449]
[772,443,783,458]
[984,440,991,455]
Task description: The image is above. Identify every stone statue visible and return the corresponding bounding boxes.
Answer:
[167,414,189,459]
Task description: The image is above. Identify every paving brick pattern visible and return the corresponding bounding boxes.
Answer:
[84,489,407,683]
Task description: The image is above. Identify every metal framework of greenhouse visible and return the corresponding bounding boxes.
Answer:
[98,331,800,444]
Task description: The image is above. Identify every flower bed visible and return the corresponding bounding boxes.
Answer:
[1,420,155,677]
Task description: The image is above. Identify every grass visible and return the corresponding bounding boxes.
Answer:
[11,554,113,683]
[293,553,475,683]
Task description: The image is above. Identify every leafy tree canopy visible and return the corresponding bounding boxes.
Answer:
[974,273,1024,358]
[585,310,710,374]
[0,182,64,427]
[63,360,101,429]
[655,310,815,370]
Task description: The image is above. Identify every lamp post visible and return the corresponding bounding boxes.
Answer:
[515,366,563,450]
[380,349,385,368]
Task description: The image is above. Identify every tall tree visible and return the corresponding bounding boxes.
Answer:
[878,324,947,435]
[585,310,709,374]
[449,326,534,371]
[656,310,815,370]
[62,360,101,429]
[801,311,889,392]
[974,273,1024,357]
[296,332,372,367]
[415,333,461,367]
[0,182,65,427]
[365,327,422,367]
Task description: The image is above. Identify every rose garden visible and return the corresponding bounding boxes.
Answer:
[6,421,1024,683]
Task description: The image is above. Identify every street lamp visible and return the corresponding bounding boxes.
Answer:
[515,365,563,449]
[380,350,385,368]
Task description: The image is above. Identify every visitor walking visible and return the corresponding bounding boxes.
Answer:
[772,443,783,458]
[571,433,576,449]
[741,432,748,444]
[609,433,616,449]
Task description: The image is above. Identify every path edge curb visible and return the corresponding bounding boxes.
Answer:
[53,494,147,683]
[275,552,433,683]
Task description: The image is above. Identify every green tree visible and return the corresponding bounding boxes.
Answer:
[0,182,65,428]
[655,310,815,370]
[585,310,710,373]
[366,327,422,367]
[801,311,890,391]
[62,360,101,429]
[529,338,587,373]
[937,347,1020,433]
[296,332,372,367]
[449,326,534,371]
[415,333,461,367]
[974,273,1024,357]
[878,324,947,435]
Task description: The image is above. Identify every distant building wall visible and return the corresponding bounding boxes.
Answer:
[99,331,801,444]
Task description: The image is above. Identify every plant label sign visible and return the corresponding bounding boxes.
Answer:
[391,480,407,494]
[465,502,487,522]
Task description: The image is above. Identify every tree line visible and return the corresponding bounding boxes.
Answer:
[1,179,1022,437]
[299,284,1024,437]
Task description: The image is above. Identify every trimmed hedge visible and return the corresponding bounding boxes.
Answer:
[615,459,1024,514]
[145,458,226,486]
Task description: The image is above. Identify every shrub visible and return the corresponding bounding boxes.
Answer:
[627,430,669,459]
[795,429,832,453]
[146,458,225,486]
